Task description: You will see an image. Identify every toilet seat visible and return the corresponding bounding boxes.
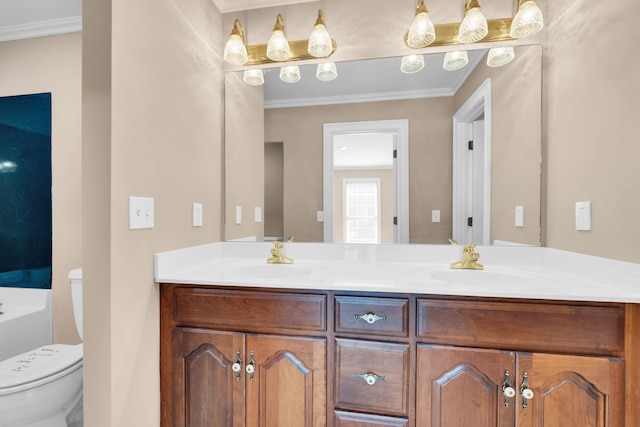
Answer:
[0,344,83,396]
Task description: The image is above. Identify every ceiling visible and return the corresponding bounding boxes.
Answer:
[0,0,308,42]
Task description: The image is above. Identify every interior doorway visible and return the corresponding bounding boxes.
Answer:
[452,78,492,245]
[323,120,409,243]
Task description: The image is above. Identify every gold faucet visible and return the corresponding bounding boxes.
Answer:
[267,241,293,264]
[450,244,484,270]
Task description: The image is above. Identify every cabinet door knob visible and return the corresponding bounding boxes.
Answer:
[246,351,256,381]
[232,349,242,381]
[520,372,534,409]
[502,370,516,407]
[354,372,386,385]
[354,312,387,324]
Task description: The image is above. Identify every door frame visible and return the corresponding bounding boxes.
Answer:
[453,78,492,245]
[323,119,409,243]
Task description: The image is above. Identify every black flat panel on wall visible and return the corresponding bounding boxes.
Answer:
[0,92,52,289]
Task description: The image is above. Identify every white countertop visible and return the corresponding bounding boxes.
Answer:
[154,242,640,303]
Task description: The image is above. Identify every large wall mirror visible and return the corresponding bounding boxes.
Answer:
[225,44,542,246]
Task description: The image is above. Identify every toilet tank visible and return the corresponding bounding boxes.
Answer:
[0,287,52,361]
[68,268,83,340]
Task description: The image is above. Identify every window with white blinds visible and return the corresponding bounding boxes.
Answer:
[343,178,381,244]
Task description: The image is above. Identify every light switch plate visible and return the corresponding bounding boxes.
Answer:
[317,211,325,222]
[129,196,154,229]
[575,201,592,231]
[235,206,242,224]
[515,206,524,227]
[432,210,441,223]
[192,203,203,227]
[255,207,262,223]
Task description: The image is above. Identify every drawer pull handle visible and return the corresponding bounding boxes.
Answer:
[246,351,256,382]
[520,372,534,409]
[354,312,387,324]
[354,372,386,386]
[232,349,242,381]
[502,370,516,407]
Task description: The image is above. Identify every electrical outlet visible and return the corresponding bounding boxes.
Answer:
[192,203,203,227]
[129,196,154,229]
[317,211,325,222]
[432,210,440,223]
[575,201,592,231]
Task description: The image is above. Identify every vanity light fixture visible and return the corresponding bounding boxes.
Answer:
[280,65,301,83]
[458,0,488,43]
[267,14,291,62]
[316,62,338,81]
[487,47,515,67]
[400,54,425,73]
[510,0,544,38]
[243,69,264,86]
[443,50,469,71]
[223,19,248,65]
[308,9,333,58]
[405,0,436,49]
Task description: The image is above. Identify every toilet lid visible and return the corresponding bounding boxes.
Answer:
[0,344,83,389]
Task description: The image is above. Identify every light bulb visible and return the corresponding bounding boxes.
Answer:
[308,10,333,57]
[316,63,338,81]
[223,20,248,65]
[487,47,515,67]
[458,1,488,44]
[280,66,301,83]
[510,0,544,38]
[243,69,264,86]
[406,0,436,48]
[267,14,291,62]
[443,51,469,71]
[401,55,425,73]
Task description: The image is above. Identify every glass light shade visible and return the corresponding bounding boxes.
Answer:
[308,24,333,57]
[406,12,436,48]
[267,30,291,62]
[510,0,544,38]
[487,47,515,67]
[316,63,338,81]
[243,69,264,86]
[401,55,425,73]
[443,51,469,71]
[280,66,301,83]
[458,7,488,43]
[223,34,248,65]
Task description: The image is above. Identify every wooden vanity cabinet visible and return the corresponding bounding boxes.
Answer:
[161,285,327,427]
[161,284,638,427]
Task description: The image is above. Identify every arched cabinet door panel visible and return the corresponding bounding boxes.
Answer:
[516,352,624,427]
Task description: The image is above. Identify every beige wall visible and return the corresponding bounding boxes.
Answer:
[455,45,542,246]
[264,142,284,238]
[544,0,640,262]
[0,33,82,345]
[83,0,224,425]
[265,97,455,243]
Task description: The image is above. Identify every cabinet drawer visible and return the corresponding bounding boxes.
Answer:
[417,298,624,356]
[334,410,408,427]
[335,296,409,337]
[173,287,326,332]
[335,339,409,417]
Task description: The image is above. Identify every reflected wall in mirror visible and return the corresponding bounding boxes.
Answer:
[225,44,542,246]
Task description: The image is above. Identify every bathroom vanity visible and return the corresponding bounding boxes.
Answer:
[156,242,640,427]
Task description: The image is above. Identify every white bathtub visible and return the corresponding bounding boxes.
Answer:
[0,286,52,361]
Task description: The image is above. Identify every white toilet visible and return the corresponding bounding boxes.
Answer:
[0,268,84,427]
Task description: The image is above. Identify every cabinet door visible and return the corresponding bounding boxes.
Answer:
[516,353,625,427]
[246,334,327,427]
[417,344,516,427]
[172,327,245,427]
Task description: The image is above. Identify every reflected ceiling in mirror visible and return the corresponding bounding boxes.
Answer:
[262,50,487,109]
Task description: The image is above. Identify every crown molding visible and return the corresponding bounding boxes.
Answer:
[0,16,82,43]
